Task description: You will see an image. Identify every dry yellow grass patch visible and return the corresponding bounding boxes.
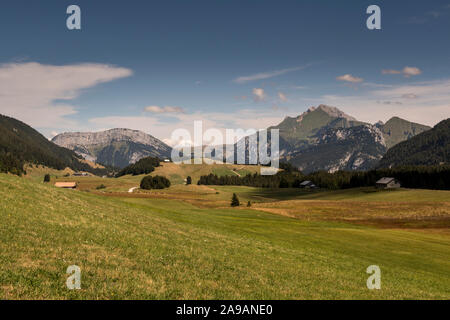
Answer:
[253,200,450,229]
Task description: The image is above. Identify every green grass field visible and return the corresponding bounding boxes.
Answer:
[1,173,449,299]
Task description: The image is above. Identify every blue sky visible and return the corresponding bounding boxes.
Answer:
[0,0,449,142]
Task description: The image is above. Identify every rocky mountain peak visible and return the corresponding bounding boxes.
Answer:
[51,128,172,168]
[52,128,165,148]
[296,104,357,123]
[316,104,357,121]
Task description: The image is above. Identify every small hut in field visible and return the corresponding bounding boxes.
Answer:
[375,177,401,189]
[54,182,77,189]
[300,180,317,189]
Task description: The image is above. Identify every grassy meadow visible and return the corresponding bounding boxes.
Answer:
[0,165,449,299]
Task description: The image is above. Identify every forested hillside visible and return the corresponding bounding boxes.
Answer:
[116,156,161,177]
[0,114,109,175]
[379,119,450,168]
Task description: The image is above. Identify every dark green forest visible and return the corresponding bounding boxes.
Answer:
[140,175,171,190]
[0,114,109,176]
[115,157,161,177]
[198,165,450,190]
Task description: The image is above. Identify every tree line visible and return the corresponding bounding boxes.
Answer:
[116,157,161,177]
[198,165,450,190]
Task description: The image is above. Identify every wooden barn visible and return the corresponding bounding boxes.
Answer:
[375,177,401,189]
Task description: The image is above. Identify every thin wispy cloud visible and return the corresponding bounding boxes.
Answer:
[233,65,310,84]
[427,11,442,18]
[401,93,418,99]
[291,85,307,90]
[382,66,422,78]
[336,74,364,83]
[144,105,185,114]
[404,4,450,24]
[404,16,428,24]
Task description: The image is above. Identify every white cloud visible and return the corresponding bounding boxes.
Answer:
[278,92,288,102]
[382,66,422,77]
[0,62,132,129]
[252,88,266,102]
[144,105,185,114]
[233,65,309,84]
[401,93,418,99]
[336,74,364,83]
[403,67,422,77]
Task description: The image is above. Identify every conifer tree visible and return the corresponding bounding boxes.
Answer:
[231,193,240,207]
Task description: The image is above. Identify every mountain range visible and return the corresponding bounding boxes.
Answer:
[237,105,431,173]
[52,129,172,168]
[1,105,445,175]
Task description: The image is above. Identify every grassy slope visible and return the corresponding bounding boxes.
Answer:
[0,173,449,299]
[150,162,262,185]
[24,162,262,194]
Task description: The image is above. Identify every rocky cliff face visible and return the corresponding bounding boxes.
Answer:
[289,124,387,173]
[52,128,172,168]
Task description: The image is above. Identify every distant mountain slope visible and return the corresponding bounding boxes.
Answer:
[377,117,431,149]
[0,114,107,175]
[52,128,172,168]
[289,124,387,173]
[378,119,450,168]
